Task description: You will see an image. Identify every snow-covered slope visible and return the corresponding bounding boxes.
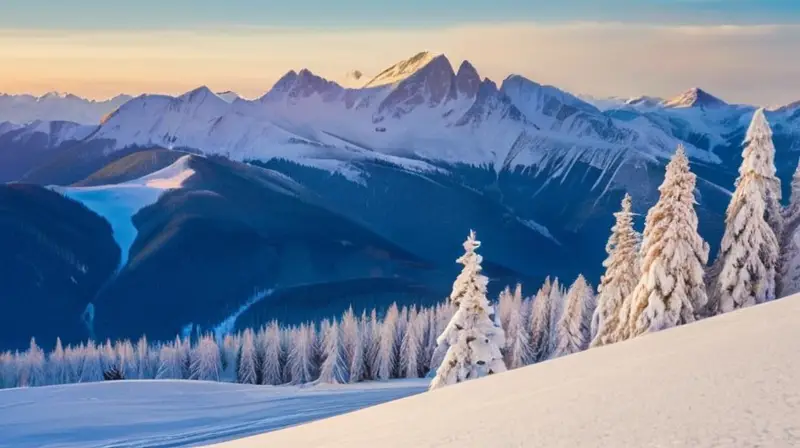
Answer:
[214,294,800,447]
[52,155,196,270]
[0,92,131,124]
[0,379,427,448]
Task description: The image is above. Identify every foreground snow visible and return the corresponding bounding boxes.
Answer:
[214,294,800,447]
[0,379,427,447]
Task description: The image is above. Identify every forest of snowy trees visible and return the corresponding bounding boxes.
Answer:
[2,108,799,391]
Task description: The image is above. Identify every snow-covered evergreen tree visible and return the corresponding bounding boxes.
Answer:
[116,340,137,380]
[318,320,348,384]
[190,335,222,381]
[546,279,565,356]
[18,338,46,387]
[135,336,152,379]
[624,145,710,337]
[48,337,70,385]
[400,307,424,378]
[100,340,119,379]
[712,109,780,312]
[497,286,515,333]
[80,341,104,383]
[552,275,594,358]
[376,303,399,381]
[504,288,532,369]
[155,343,184,380]
[237,329,258,384]
[778,161,800,297]
[429,231,506,390]
[591,194,641,348]
[341,308,365,383]
[287,324,316,385]
[528,279,552,362]
[426,303,454,377]
[259,322,283,385]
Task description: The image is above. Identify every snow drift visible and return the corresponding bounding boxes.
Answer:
[213,294,800,447]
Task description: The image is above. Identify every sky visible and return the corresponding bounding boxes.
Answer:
[1,0,799,105]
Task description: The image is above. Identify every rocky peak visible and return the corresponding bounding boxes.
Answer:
[455,61,481,99]
[663,88,727,109]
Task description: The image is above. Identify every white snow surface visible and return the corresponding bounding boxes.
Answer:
[215,294,800,447]
[0,379,428,448]
[53,155,195,269]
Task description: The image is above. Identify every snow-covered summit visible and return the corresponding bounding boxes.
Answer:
[364,51,439,88]
[662,87,728,109]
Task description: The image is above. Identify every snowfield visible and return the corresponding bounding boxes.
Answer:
[0,379,427,447]
[212,294,800,447]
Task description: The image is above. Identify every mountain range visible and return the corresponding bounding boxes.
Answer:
[2,50,800,351]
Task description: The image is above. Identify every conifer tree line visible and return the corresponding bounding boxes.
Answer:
[3,108,799,390]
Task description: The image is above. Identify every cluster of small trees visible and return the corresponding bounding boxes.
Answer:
[2,109,797,391]
[590,108,800,349]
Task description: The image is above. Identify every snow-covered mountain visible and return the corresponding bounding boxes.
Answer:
[3,50,800,352]
[215,91,241,103]
[0,92,132,124]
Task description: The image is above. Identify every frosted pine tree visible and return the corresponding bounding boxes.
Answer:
[341,308,365,383]
[429,231,506,390]
[552,275,595,358]
[426,303,454,377]
[318,320,348,384]
[135,336,153,379]
[80,341,105,383]
[48,337,71,385]
[259,321,283,385]
[364,310,381,380]
[101,340,119,379]
[190,335,222,381]
[504,289,532,369]
[376,304,399,381]
[712,110,780,312]
[528,279,553,362]
[155,344,184,380]
[546,279,565,356]
[237,329,258,384]
[399,307,424,378]
[287,324,316,385]
[497,286,515,333]
[591,194,641,348]
[625,146,710,337]
[18,338,46,387]
[116,340,137,380]
[779,161,800,296]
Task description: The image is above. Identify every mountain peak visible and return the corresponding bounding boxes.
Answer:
[455,60,481,98]
[364,51,440,88]
[178,86,216,103]
[663,87,727,109]
[341,70,369,88]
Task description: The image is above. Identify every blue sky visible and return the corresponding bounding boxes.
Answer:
[1,1,799,104]
[2,0,800,29]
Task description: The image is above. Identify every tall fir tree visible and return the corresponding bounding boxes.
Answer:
[712,109,781,312]
[238,329,259,384]
[504,288,532,369]
[399,307,424,378]
[287,324,316,385]
[591,193,641,348]
[340,308,365,384]
[48,337,70,385]
[528,278,553,363]
[318,320,348,384]
[552,275,595,358]
[623,145,710,337]
[259,321,283,385]
[429,231,506,390]
[376,304,399,381]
